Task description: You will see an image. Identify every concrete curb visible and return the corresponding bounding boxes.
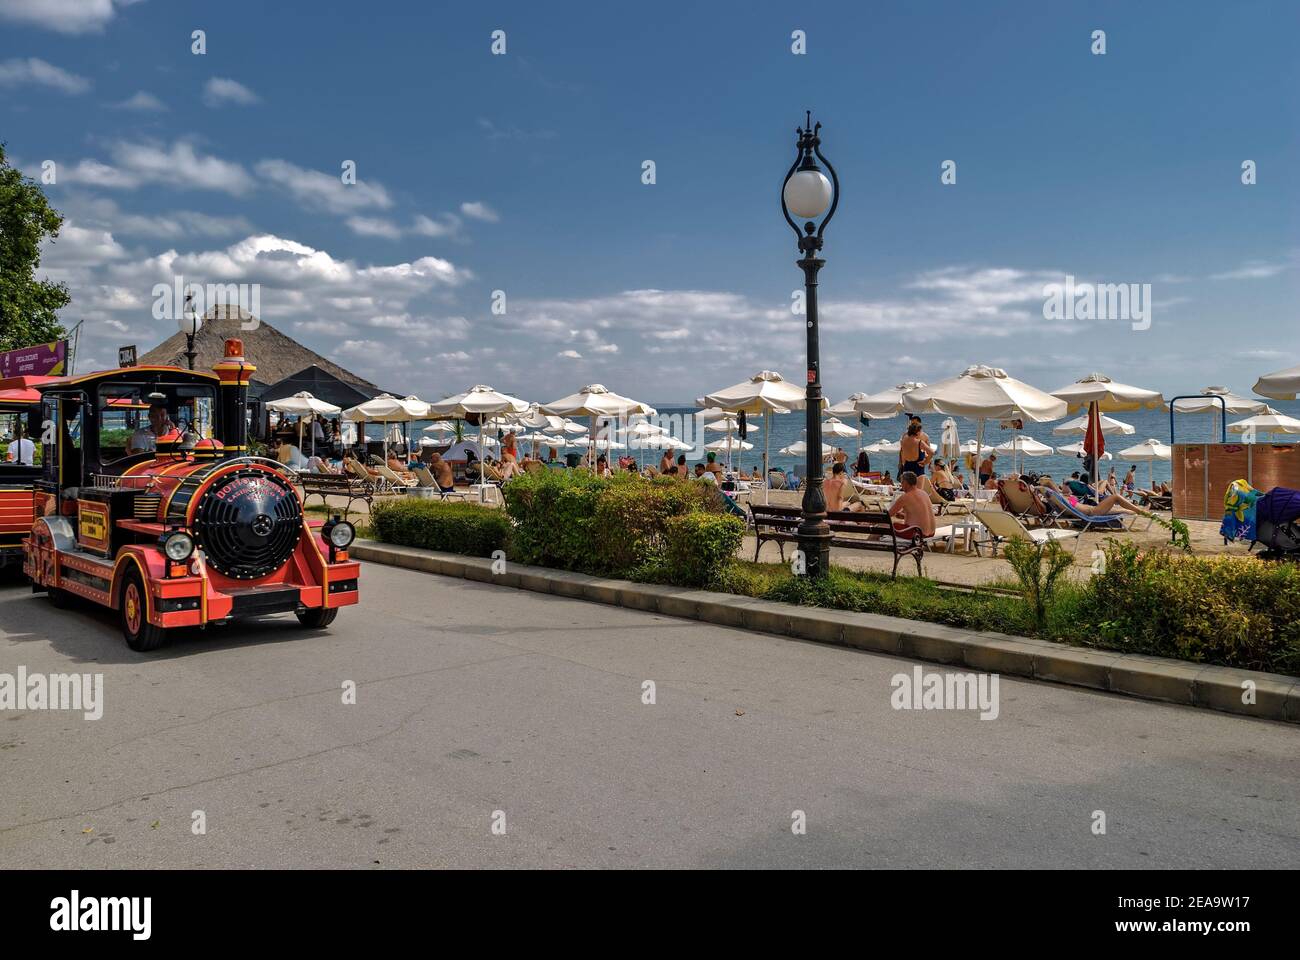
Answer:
[352,540,1300,725]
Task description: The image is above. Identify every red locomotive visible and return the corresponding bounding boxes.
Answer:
[23,339,359,651]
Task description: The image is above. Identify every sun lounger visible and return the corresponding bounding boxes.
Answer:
[1041,488,1134,531]
[372,463,416,492]
[974,509,1082,556]
[996,478,1053,527]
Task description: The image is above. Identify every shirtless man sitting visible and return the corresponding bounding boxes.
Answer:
[428,452,455,492]
[887,471,935,539]
[824,462,863,512]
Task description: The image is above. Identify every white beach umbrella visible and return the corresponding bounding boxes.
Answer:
[1051,372,1165,413]
[1252,363,1300,401]
[427,385,530,491]
[697,370,812,490]
[821,417,861,439]
[572,436,626,451]
[1057,442,1113,460]
[865,439,902,454]
[422,420,459,435]
[1172,387,1270,414]
[704,416,758,434]
[705,437,753,453]
[1172,387,1271,441]
[266,391,341,456]
[854,382,927,419]
[994,434,1054,474]
[779,440,808,458]
[343,393,429,458]
[1227,411,1300,441]
[1114,437,1172,488]
[939,418,961,462]
[1051,413,1136,436]
[542,384,655,465]
[343,393,426,422]
[828,393,871,417]
[903,365,1066,473]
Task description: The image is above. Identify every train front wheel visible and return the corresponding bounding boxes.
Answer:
[121,570,169,652]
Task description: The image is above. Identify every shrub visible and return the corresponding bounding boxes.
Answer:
[1002,538,1074,632]
[369,498,510,557]
[501,469,605,570]
[1074,540,1300,674]
[503,470,734,579]
[660,512,746,587]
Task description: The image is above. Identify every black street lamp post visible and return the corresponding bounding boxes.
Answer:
[781,112,840,578]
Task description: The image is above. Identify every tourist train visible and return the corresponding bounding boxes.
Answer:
[21,338,359,651]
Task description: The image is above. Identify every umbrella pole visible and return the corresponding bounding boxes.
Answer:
[763,409,771,505]
[479,422,486,498]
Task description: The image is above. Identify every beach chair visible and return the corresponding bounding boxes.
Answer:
[973,509,1081,556]
[1041,488,1136,532]
[996,478,1052,527]
[374,462,416,491]
[413,465,465,500]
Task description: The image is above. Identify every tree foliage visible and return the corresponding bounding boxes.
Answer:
[0,143,70,351]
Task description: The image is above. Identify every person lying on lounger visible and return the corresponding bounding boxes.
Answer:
[1056,488,1150,517]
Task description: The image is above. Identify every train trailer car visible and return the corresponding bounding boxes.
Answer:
[0,376,58,569]
[23,339,360,651]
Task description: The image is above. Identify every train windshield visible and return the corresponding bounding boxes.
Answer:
[98,383,217,465]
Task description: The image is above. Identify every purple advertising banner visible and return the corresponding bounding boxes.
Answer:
[0,340,67,378]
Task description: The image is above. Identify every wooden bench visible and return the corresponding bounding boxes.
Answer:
[748,503,930,578]
[299,472,376,516]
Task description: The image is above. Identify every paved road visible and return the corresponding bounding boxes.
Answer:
[1,564,1296,869]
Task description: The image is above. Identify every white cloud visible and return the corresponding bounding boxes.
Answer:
[411,213,461,238]
[0,57,91,94]
[254,158,392,214]
[557,349,583,360]
[110,90,166,111]
[203,77,260,108]
[460,201,499,223]
[42,223,127,266]
[0,0,131,35]
[346,216,403,239]
[57,140,253,194]
[1210,259,1293,281]
[64,195,252,239]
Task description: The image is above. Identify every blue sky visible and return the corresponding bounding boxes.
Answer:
[2,0,1296,404]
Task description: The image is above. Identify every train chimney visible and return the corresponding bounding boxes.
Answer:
[213,338,255,457]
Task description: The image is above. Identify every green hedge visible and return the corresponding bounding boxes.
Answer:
[369,497,510,557]
[502,470,735,579]
[1065,540,1300,674]
[662,512,746,587]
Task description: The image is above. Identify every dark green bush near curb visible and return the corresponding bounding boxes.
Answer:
[720,541,1300,676]
[1062,539,1300,675]
[503,470,733,579]
[369,498,509,557]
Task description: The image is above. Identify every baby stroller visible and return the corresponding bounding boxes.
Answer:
[1252,487,1300,559]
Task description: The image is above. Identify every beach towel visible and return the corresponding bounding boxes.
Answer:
[1220,478,1261,542]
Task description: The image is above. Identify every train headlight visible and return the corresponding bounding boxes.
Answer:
[324,517,355,550]
[160,530,195,562]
